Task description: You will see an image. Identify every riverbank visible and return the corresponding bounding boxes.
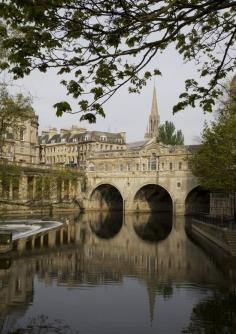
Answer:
[186,218,236,258]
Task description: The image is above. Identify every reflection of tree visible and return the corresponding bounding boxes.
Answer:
[8,315,79,334]
[157,283,173,300]
[182,292,236,334]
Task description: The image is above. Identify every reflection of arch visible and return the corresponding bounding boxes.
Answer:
[90,184,123,211]
[133,184,173,213]
[89,211,123,239]
[133,212,172,242]
[185,186,210,215]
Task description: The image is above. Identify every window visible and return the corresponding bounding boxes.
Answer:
[120,164,124,171]
[142,164,146,171]
[170,162,173,170]
[19,129,24,141]
[136,164,139,171]
[127,163,131,171]
[179,162,182,170]
[148,155,157,170]
[73,138,77,142]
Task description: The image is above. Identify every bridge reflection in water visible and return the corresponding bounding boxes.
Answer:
[0,212,236,333]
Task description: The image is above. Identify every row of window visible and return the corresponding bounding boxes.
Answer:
[92,161,186,172]
[44,143,125,155]
[44,136,123,144]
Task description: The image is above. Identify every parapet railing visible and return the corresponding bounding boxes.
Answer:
[190,212,236,230]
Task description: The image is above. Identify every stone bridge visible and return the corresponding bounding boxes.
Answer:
[83,168,210,216]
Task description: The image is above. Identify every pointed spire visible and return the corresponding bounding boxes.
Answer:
[145,86,160,140]
[151,86,158,117]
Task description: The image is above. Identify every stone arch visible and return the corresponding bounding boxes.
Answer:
[89,183,123,211]
[185,186,210,215]
[133,183,173,213]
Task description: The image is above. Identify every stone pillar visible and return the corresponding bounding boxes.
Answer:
[32,176,37,200]
[61,180,65,200]
[173,198,185,216]
[19,175,28,202]
[9,178,13,201]
[50,178,58,203]
[17,239,27,252]
[48,231,56,247]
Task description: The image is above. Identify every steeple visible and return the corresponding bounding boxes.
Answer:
[145,86,160,140]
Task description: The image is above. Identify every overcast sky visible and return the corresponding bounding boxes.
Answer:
[8,45,217,144]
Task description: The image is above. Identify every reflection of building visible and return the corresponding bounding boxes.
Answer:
[1,113,39,164]
[0,214,231,330]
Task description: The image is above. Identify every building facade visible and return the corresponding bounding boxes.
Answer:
[1,113,39,164]
[39,126,126,168]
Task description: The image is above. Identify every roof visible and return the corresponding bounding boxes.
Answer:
[127,140,148,149]
[38,129,126,145]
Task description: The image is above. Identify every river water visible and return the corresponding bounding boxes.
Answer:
[0,212,235,334]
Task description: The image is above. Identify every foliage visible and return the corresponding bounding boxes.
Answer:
[182,292,236,333]
[0,86,34,157]
[0,162,21,199]
[0,1,235,122]
[159,121,184,145]
[189,91,236,191]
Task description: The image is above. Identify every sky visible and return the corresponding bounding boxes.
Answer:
[8,45,217,145]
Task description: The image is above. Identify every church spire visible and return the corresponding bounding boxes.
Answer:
[145,86,160,140]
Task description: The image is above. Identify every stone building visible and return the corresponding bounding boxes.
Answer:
[78,130,126,169]
[39,126,126,168]
[1,112,39,164]
[38,126,86,165]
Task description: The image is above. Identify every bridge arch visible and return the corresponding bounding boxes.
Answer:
[185,186,210,215]
[133,183,173,213]
[89,183,123,211]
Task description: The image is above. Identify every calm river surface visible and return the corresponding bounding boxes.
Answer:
[0,212,236,334]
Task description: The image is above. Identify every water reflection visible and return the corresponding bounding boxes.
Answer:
[133,212,172,242]
[0,213,235,333]
[88,211,123,239]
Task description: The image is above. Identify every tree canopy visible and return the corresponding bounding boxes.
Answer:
[189,86,236,192]
[159,121,184,145]
[0,1,235,122]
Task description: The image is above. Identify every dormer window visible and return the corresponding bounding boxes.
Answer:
[62,138,66,143]
[51,140,55,144]
[83,136,89,141]
[100,135,107,142]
